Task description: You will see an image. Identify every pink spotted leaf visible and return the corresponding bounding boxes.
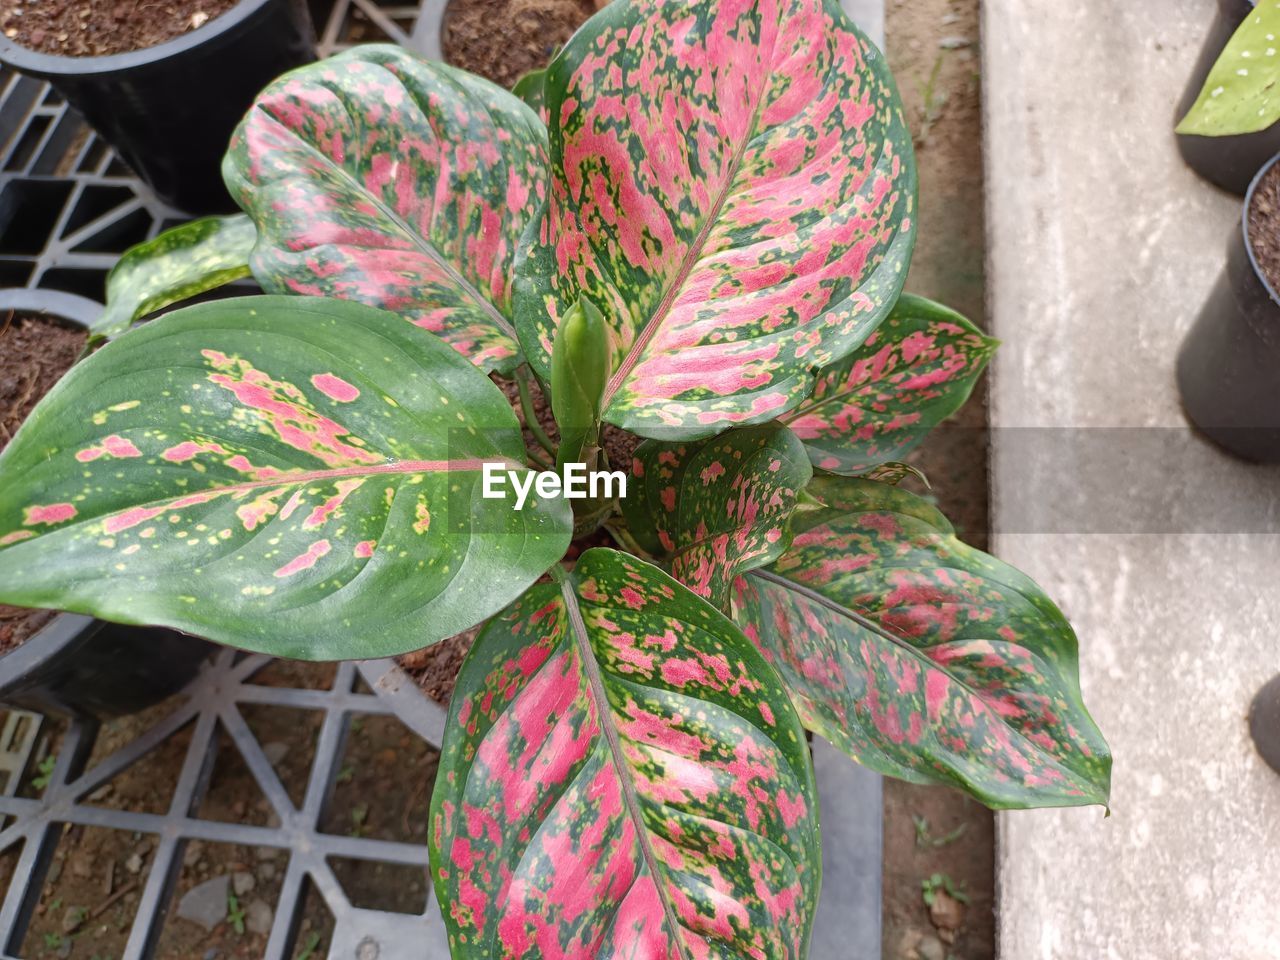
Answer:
[224,45,548,374]
[430,548,820,960]
[0,296,571,659]
[621,424,812,609]
[515,0,916,439]
[732,475,1111,809]
[783,294,996,474]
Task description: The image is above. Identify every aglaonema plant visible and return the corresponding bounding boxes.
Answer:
[0,1,1110,956]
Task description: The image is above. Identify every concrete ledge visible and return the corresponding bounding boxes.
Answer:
[984,1,1280,957]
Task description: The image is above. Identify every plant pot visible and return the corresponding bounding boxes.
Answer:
[1176,0,1280,195]
[1249,674,1280,776]
[1178,153,1280,462]
[0,0,316,215]
[0,288,214,719]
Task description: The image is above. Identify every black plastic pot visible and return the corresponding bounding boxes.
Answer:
[0,288,214,719]
[0,0,316,215]
[1178,153,1280,462]
[1175,0,1280,195]
[1249,674,1280,776]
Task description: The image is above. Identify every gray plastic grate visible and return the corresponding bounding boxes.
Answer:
[0,650,449,959]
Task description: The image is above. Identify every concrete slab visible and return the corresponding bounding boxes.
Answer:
[842,0,885,49]
[811,740,882,960]
[983,1,1280,957]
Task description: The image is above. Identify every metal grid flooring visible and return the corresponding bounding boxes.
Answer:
[0,653,449,959]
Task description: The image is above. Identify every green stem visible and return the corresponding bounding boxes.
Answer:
[516,365,556,456]
[527,446,553,470]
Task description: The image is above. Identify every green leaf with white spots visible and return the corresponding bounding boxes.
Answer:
[97,215,256,338]
[431,548,821,960]
[1178,1,1280,135]
[731,476,1111,809]
[0,296,572,660]
[621,424,812,609]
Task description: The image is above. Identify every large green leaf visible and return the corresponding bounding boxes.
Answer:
[622,424,812,609]
[781,294,995,474]
[732,476,1111,809]
[1178,1,1280,136]
[431,548,820,960]
[515,0,916,440]
[96,215,256,339]
[224,45,548,374]
[0,296,571,659]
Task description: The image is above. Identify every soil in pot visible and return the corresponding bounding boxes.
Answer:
[0,312,86,656]
[0,0,240,58]
[443,0,602,88]
[1248,159,1280,291]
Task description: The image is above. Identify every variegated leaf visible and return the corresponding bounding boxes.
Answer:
[732,476,1111,809]
[224,45,548,374]
[431,548,820,960]
[622,424,811,609]
[515,0,916,439]
[0,296,572,659]
[782,294,995,474]
[96,215,256,338]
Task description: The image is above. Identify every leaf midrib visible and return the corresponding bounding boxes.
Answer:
[600,34,776,410]
[558,576,694,960]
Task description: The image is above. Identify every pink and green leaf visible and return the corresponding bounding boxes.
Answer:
[622,424,812,609]
[0,296,572,660]
[732,476,1111,809]
[430,548,820,960]
[782,294,996,474]
[515,0,916,439]
[224,45,548,374]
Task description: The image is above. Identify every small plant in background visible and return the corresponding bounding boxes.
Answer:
[0,1,1110,956]
[226,891,246,935]
[921,873,969,908]
[1179,0,1280,135]
[31,753,56,790]
[296,931,322,960]
[913,814,968,849]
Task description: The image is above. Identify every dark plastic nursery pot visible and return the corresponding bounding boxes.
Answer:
[1249,673,1280,776]
[1176,0,1280,195]
[1177,153,1280,462]
[0,288,214,720]
[0,0,316,215]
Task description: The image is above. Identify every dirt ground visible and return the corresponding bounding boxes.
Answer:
[883,0,997,958]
